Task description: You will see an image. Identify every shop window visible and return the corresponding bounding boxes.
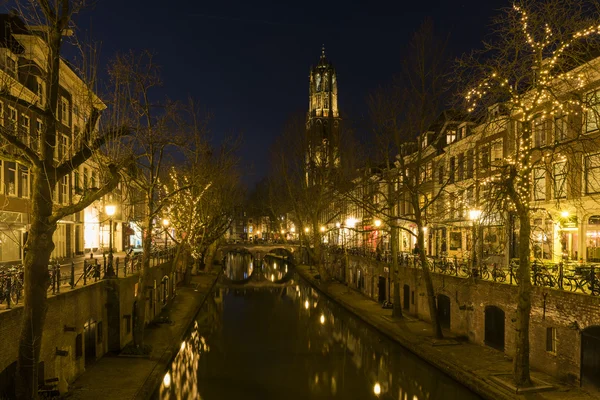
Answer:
[449,231,462,250]
[587,216,600,262]
[585,153,600,194]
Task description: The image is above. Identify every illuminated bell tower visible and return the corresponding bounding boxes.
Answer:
[306,46,341,185]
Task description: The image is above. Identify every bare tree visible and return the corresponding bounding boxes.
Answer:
[354,21,451,335]
[109,50,188,349]
[457,0,600,387]
[0,2,132,398]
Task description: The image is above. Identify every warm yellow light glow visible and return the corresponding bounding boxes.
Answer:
[373,382,381,396]
[304,300,309,310]
[163,372,171,388]
[320,314,325,324]
[561,211,569,218]
[374,219,382,227]
[335,222,341,228]
[468,209,482,221]
[305,227,309,233]
[320,226,326,232]
[105,204,116,217]
[162,218,169,227]
[291,226,296,233]
[345,217,357,228]
[180,341,185,351]
[281,230,285,234]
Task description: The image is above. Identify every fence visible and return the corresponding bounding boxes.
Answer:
[0,247,176,310]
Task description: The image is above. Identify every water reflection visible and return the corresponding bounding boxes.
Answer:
[224,251,253,281]
[157,275,481,400]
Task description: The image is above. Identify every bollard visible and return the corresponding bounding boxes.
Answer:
[95,262,100,282]
[70,261,75,289]
[83,260,87,285]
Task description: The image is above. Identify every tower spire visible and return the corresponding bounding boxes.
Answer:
[321,44,326,59]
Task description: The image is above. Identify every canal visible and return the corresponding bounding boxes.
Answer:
[156,252,482,400]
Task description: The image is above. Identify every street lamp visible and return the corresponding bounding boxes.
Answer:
[105,204,116,278]
[162,218,169,252]
[469,209,482,273]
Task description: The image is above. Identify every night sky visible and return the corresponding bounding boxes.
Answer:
[67,0,510,188]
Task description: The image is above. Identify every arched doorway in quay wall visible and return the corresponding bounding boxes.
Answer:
[581,326,600,390]
[484,305,505,351]
[437,294,451,329]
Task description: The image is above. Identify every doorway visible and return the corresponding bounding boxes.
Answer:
[378,276,386,303]
[437,294,451,329]
[84,319,97,366]
[582,326,600,390]
[484,306,505,350]
[403,284,410,310]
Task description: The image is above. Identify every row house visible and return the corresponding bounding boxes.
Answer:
[0,13,133,263]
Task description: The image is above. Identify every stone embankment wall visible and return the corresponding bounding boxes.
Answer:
[340,254,598,384]
[0,262,179,394]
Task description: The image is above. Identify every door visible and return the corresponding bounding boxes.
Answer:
[437,294,451,329]
[484,306,505,350]
[582,326,600,390]
[84,319,97,366]
[403,284,410,310]
[378,276,386,303]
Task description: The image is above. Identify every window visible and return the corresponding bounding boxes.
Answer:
[586,154,600,194]
[5,162,16,196]
[58,134,69,160]
[466,150,474,179]
[83,167,89,188]
[421,134,428,149]
[585,90,600,133]
[553,162,566,199]
[420,162,432,182]
[20,114,29,141]
[19,166,28,198]
[7,106,17,130]
[438,164,444,184]
[59,176,67,203]
[555,115,568,142]
[533,116,546,147]
[449,157,456,183]
[533,168,546,200]
[458,125,467,140]
[60,97,70,126]
[91,171,97,188]
[546,327,557,353]
[480,146,490,170]
[491,140,503,164]
[458,154,464,181]
[446,129,456,144]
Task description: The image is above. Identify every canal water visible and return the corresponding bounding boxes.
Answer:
[155,253,482,400]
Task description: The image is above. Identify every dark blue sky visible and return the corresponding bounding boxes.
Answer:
[68,0,509,188]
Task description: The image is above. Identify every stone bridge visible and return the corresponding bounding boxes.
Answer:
[216,243,299,262]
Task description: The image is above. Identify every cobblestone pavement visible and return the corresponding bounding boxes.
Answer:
[296,265,599,400]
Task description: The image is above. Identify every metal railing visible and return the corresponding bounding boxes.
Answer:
[0,247,176,310]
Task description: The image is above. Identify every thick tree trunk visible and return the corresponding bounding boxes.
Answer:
[513,209,532,387]
[16,173,56,399]
[390,225,403,318]
[133,216,154,348]
[418,229,443,339]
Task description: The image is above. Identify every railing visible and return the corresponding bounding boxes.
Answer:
[0,247,176,310]
[340,248,600,297]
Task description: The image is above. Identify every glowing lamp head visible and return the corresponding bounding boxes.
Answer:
[345,217,357,228]
[320,226,326,232]
[468,209,482,221]
[374,219,382,227]
[162,218,169,227]
[105,204,116,217]
[561,211,569,218]
[304,227,309,233]
[373,382,381,396]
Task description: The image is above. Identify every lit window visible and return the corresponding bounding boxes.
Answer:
[585,153,600,194]
[553,162,566,199]
[585,90,600,134]
[533,115,546,147]
[533,168,546,200]
[554,115,568,142]
[446,129,456,144]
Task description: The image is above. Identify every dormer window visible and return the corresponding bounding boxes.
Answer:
[458,125,467,139]
[421,134,428,149]
[446,129,456,144]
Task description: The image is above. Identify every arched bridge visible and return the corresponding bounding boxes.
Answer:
[217,243,299,263]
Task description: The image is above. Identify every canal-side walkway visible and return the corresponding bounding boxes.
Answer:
[63,269,219,400]
[296,265,597,400]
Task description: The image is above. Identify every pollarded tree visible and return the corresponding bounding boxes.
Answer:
[2,2,131,398]
[458,0,600,386]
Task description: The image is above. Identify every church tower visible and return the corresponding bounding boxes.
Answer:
[306,46,341,185]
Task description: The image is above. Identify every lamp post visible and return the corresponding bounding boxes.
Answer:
[469,209,482,275]
[163,218,169,253]
[105,204,116,278]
